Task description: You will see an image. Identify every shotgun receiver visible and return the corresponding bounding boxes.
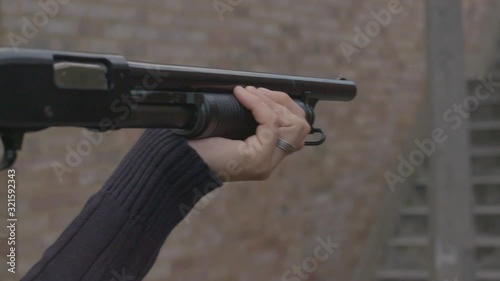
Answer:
[0,48,357,170]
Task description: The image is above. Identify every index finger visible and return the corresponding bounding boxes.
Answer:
[233,86,275,125]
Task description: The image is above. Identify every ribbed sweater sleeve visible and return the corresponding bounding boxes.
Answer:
[21,129,223,281]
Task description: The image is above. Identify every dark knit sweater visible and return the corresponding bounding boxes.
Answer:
[21,129,223,281]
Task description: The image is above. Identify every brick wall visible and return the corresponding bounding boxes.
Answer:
[0,0,497,280]
[464,0,500,76]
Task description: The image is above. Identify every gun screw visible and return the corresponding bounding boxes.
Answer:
[44,106,54,118]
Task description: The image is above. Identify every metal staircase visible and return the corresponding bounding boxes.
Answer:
[355,74,500,281]
[352,3,500,279]
[470,74,500,280]
[374,166,431,281]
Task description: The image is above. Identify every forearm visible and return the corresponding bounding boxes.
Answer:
[22,130,222,281]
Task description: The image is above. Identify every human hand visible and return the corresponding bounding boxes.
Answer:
[187,86,311,182]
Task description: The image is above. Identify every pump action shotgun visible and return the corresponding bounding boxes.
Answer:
[0,48,357,170]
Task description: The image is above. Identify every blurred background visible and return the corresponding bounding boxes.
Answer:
[0,0,499,280]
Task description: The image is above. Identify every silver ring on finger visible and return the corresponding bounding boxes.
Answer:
[276,138,297,154]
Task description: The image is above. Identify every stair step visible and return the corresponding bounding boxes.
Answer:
[467,91,500,106]
[476,270,500,280]
[471,121,500,131]
[387,237,429,247]
[385,237,500,248]
[375,269,429,280]
[472,147,500,156]
[400,206,429,216]
[475,206,500,215]
[476,236,500,247]
[472,176,500,185]
[468,73,500,95]
[385,236,500,248]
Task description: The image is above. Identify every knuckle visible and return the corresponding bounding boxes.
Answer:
[301,120,311,134]
[272,103,284,112]
[276,91,291,103]
[280,106,292,117]
[257,87,272,98]
[290,116,310,133]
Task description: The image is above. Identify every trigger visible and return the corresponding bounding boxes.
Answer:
[305,127,326,146]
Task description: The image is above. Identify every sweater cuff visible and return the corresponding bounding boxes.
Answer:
[102,129,223,227]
